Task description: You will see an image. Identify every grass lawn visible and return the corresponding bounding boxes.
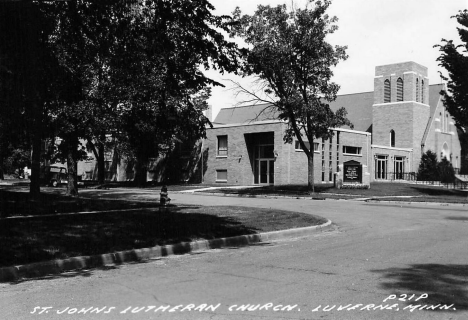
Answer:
[0,188,157,217]
[0,189,326,268]
[198,182,468,203]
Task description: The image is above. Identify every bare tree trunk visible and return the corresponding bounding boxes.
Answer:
[0,149,4,180]
[66,137,79,196]
[29,102,42,200]
[97,138,105,184]
[134,153,147,187]
[307,151,315,194]
[87,137,106,184]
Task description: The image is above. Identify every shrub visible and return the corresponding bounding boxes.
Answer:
[437,157,455,183]
[417,150,456,183]
[340,183,370,189]
[417,150,439,181]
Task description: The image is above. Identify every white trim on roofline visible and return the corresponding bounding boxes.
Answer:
[372,145,413,152]
[373,101,429,107]
[210,121,372,137]
[210,120,283,128]
[332,127,371,136]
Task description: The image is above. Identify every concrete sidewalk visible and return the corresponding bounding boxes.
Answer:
[178,185,262,193]
[174,189,468,207]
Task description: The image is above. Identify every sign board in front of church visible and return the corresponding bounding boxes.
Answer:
[343,160,362,183]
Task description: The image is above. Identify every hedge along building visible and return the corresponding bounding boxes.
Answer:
[202,61,462,186]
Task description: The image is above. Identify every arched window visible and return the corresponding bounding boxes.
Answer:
[416,78,419,102]
[384,79,391,103]
[390,130,395,147]
[442,142,449,159]
[396,78,403,101]
[421,79,424,103]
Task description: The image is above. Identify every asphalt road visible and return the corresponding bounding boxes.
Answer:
[0,191,467,320]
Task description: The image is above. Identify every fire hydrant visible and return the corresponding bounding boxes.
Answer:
[160,185,171,207]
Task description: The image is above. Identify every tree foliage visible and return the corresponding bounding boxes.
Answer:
[231,0,351,192]
[437,157,455,183]
[435,10,468,173]
[417,150,455,183]
[2,0,241,193]
[41,1,141,195]
[0,1,59,196]
[417,150,439,181]
[110,0,241,185]
[435,10,468,131]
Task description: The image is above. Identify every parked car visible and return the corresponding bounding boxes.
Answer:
[41,165,68,187]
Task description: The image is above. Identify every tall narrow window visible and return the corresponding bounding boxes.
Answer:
[421,79,424,103]
[336,131,340,172]
[376,155,388,180]
[416,78,419,102]
[328,138,333,182]
[396,78,403,101]
[321,139,325,182]
[390,130,395,147]
[384,79,391,103]
[217,135,228,156]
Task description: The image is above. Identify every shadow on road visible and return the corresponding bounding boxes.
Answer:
[445,216,468,221]
[372,264,468,311]
[410,186,466,197]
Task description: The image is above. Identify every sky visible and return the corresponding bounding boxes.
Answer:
[205,0,468,120]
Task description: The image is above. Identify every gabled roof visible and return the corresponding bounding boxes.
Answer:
[212,96,375,131]
[213,103,279,125]
[328,91,374,132]
[213,84,444,133]
[427,83,444,118]
[422,83,445,144]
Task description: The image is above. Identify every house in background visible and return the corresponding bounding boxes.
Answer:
[202,61,463,186]
[45,136,204,184]
[75,139,204,184]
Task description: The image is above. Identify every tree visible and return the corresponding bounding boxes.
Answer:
[2,0,241,193]
[44,1,137,194]
[231,1,351,192]
[417,150,455,183]
[435,10,468,173]
[0,1,59,198]
[417,150,439,181]
[437,157,455,183]
[110,0,241,186]
[0,99,32,180]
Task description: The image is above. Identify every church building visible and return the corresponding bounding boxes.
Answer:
[202,61,462,185]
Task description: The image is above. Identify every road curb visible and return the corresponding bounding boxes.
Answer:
[0,220,333,283]
[364,199,468,207]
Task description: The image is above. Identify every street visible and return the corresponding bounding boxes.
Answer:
[0,191,467,320]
